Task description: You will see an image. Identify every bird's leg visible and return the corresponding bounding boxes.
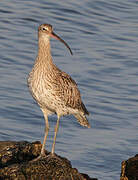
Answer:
[51,115,60,155]
[30,109,49,162]
[41,109,49,156]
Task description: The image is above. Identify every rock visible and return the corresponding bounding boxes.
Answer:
[0,141,97,180]
[120,154,138,180]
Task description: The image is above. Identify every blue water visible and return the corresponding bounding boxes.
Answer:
[0,1,138,179]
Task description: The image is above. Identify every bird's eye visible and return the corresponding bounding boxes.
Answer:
[42,27,48,31]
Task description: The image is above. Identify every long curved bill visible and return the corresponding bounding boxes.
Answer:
[50,32,73,55]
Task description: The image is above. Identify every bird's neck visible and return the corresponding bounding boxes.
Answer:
[37,37,54,67]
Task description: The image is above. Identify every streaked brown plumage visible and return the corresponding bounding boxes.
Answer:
[28,24,90,159]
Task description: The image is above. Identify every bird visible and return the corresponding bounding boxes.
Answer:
[27,24,90,160]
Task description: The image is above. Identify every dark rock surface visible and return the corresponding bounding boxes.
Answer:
[0,141,97,180]
[120,154,138,180]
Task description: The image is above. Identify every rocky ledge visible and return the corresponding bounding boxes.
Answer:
[120,154,138,180]
[0,141,97,180]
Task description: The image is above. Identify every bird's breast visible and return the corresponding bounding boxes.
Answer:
[27,69,60,112]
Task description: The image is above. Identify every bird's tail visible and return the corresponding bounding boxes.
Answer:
[74,113,90,128]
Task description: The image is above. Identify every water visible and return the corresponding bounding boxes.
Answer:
[0,0,138,179]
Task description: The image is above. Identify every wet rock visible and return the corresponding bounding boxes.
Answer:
[120,154,138,180]
[0,141,97,180]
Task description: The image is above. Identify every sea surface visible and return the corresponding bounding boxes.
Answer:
[0,1,138,179]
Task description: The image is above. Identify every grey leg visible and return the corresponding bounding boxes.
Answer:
[41,108,49,155]
[51,115,60,154]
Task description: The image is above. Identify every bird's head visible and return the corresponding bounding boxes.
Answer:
[38,24,73,55]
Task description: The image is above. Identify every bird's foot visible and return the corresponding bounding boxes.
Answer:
[45,152,62,162]
[30,152,47,162]
[30,152,63,163]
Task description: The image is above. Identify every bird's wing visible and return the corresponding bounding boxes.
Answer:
[54,71,89,115]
